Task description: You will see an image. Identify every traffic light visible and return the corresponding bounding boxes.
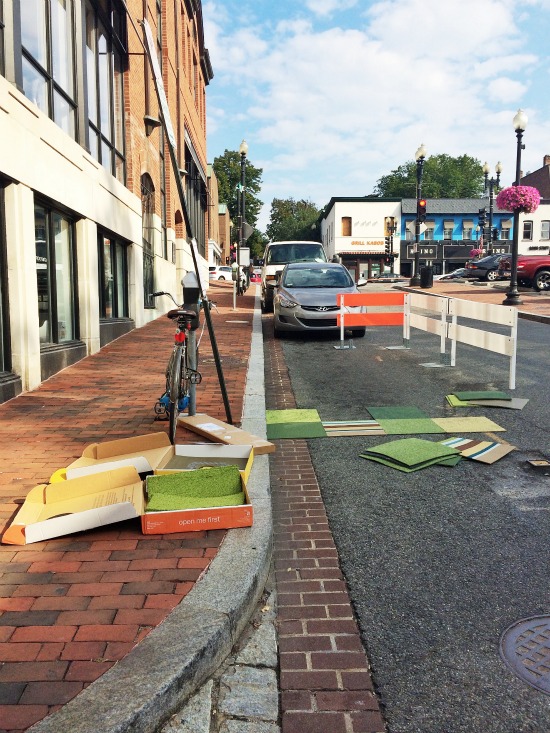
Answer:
[492,227,498,242]
[478,208,487,229]
[417,198,427,223]
[384,236,391,255]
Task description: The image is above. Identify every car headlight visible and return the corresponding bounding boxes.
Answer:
[277,296,298,309]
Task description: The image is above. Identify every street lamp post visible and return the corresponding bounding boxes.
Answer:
[410,143,427,287]
[483,160,502,255]
[238,139,248,296]
[503,110,528,306]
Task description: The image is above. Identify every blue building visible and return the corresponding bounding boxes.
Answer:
[400,198,512,277]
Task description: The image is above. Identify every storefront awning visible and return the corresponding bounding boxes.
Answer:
[502,219,512,229]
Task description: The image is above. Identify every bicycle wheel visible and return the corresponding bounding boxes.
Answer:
[168,345,183,444]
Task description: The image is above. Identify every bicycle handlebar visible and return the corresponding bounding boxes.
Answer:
[150,292,215,311]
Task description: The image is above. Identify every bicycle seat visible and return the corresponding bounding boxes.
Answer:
[167,308,197,321]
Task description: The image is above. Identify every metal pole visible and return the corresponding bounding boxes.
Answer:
[410,155,424,287]
[238,150,246,295]
[503,129,524,306]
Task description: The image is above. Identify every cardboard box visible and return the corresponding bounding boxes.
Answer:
[155,444,254,482]
[65,434,254,482]
[2,467,144,546]
[141,474,252,535]
[178,414,275,454]
[65,432,172,479]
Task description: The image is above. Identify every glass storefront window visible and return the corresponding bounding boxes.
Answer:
[35,204,77,345]
[98,232,128,318]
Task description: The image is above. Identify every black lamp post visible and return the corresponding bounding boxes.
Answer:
[483,160,502,255]
[503,109,528,306]
[238,139,248,295]
[410,143,427,287]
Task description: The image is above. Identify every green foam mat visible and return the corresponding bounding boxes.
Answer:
[266,421,327,440]
[265,409,321,424]
[453,391,511,401]
[146,466,241,498]
[360,453,459,472]
[432,416,505,433]
[360,437,459,468]
[367,406,429,420]
[377,418,444,435]
[147,492,245,512]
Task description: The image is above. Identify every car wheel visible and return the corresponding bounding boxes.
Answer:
[534,270,550,291]
[273,324,282,339]
[351,328,366,337]
[485,269,499,281]
[218,276,225,280]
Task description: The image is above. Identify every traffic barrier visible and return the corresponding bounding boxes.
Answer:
[447,298,518,389]
[336,290,519,388]
[399,292,450,366]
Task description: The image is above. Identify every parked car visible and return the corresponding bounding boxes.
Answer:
[209,265,233,281]
[273,262,365,338]
[436,268,470,281]
[261,241,327,313]
[250,267,262,283]
[464,254,511,281]
[514,255,550,290]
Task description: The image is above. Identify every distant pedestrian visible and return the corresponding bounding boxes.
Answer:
[247,262,254,287]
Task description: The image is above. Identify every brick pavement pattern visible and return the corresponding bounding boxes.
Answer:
[263,323,386,733]
[0,282,254,733]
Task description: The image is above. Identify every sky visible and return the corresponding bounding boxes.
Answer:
[203,0,550,232]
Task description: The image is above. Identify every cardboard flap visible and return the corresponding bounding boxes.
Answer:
[82,432,171,459]
[44,466,141,501]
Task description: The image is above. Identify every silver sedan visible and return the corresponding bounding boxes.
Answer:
[273,262,366,337]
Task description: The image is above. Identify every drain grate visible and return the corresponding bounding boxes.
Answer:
[500,616,550,694]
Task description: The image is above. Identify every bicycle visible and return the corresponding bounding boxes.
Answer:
[151,291,204,444]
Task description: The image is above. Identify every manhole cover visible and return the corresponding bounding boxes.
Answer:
[500,616,550,694]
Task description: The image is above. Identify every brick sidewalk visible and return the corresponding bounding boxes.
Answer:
[0,282,254,733]
[263,323,386,733]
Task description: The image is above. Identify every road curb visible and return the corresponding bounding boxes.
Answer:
[28,292,272,733]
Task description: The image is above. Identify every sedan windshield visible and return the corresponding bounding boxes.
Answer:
[282,268,353,288]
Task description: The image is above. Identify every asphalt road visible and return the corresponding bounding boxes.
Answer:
[277,305,550,732]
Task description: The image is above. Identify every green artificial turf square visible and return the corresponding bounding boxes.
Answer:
[360,437,459,468]
[377,418,444,435]
[367,406,429,420]
[266,421,327,440]
[453,391,511,401]
[265,409,321,424]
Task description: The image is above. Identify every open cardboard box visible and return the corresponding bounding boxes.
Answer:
[178,414,275,454]
[141,471,252,535]
[64,433,254,481]
[2,467,144,545]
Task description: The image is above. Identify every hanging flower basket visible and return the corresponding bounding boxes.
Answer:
[496,185,541,213]
[469,248,485,259]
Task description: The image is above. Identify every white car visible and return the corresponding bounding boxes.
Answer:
[209,265,247,290]
[209,265,233,281]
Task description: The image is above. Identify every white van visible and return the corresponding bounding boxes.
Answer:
[261,241,327,312]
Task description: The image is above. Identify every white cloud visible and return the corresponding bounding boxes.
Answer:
[204,0,548,230]
[304,0,359,16]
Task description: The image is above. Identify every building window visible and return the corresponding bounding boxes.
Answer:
[141,174,155,309]
[21,0,77,137]
[85,0,126,181]
[98,232,128,318]
[341,217,351,236]
[35,203,77,345]
[443,228,453,240]
[463,228,473,240]
[523,221,533,240]
[541,221,550,240]
[500,229,510,241]
[424,228,434,241]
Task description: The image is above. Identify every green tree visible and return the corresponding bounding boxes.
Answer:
[265,198,321,242]
[373,154,485,199]
[213,150,263,244]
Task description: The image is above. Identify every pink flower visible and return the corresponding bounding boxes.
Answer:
[496,185,541,213]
